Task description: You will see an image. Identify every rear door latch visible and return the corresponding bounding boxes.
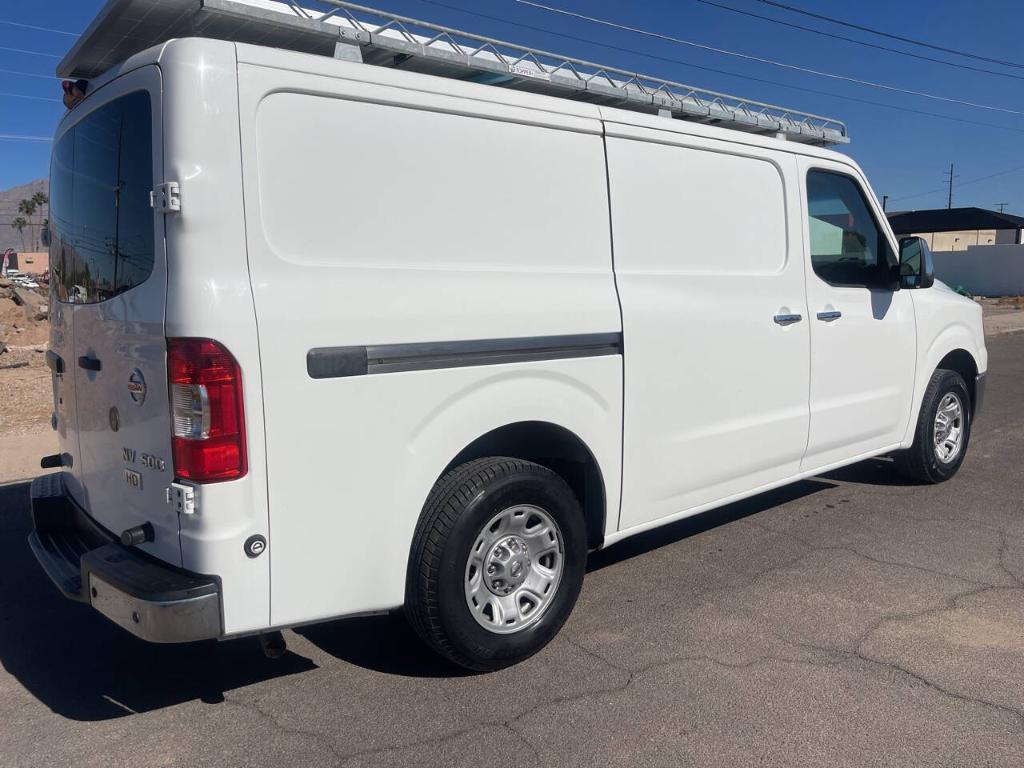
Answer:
[166,482,197,515]
[150,181,181,214]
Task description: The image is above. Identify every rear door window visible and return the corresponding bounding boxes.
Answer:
[73,105,120,301]
[49,90,154,303]
[113,92,155,292]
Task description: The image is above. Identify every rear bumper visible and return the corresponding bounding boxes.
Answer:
[27,473,222,643]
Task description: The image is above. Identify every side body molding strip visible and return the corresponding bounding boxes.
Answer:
[307,333,623,379]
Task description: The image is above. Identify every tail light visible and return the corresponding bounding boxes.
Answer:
[167,338,247,483]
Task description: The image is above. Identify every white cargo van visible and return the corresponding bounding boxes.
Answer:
[31,0,987,670]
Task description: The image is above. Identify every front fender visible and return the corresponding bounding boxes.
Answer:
[902,321,984,446]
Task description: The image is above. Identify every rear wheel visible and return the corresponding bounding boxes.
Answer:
[405,457,587,671]
[894,368,972,483]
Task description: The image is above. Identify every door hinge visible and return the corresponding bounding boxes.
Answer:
[166,481,197,515]
[151,181,181,214]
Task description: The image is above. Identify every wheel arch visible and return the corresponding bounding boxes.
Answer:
[903,323,984,446]
[441,421,608,551]
[936,348,979,413]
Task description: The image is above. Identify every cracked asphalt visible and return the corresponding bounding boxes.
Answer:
[2,333,1023,768]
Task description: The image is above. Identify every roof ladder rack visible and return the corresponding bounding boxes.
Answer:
[59,0,849,146]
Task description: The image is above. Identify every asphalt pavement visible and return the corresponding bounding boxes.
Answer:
[2,334,1023,767]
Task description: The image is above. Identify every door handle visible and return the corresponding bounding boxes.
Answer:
[773,313,803,326]
[46,350,65,374]
[816,310,842,322]
[78,355,102,372]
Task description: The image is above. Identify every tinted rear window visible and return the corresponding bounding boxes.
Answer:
[49,91,154,303]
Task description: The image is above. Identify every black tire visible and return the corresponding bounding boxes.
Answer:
[894,368,972,484]
[405,457,587,671]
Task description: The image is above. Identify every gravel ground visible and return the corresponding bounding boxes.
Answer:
[0,284,51,440]
[0,295,48,348]
[979,299,1024,337]
[0,284,55,481]
[0,346,51,437]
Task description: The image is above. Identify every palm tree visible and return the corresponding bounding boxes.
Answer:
[10,216,28,250]
[17,198,37,252]
[16,193,48,251]
[31,192,49,251]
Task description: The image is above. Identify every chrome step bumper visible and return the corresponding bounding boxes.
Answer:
[28,473,222,644]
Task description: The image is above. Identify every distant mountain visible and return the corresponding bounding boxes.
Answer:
[0,179,49,253]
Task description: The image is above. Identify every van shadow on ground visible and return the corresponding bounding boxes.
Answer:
[0,481,316,722]
[1,472,845,717]
[295,477,839,675]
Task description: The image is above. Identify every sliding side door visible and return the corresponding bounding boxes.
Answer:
[608,123,811,531]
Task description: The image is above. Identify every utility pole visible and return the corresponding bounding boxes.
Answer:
[882,194,889,212]
[995,202,1008,213]
[944,163,958,209]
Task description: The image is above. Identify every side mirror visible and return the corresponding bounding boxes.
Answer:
[898,236,934,289]
[40,226,51,249]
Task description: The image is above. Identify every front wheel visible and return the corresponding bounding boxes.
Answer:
[894,368,972,483]
[405,457,587,671]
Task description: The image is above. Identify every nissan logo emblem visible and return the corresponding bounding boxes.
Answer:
[127,369,147,405]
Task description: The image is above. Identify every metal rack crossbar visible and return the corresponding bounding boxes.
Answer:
[59,0,849,145]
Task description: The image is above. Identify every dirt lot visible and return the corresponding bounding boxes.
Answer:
[0,280,52,442]
[0,285,48,348]
[1,280,57,482]
[979,297,1024,336]
[990,295,1024,310]
[0,347,51,436]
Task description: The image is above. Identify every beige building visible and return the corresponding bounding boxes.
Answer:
[921,229,1011,252]
[888,207,1024,253]
[7,251,49,275]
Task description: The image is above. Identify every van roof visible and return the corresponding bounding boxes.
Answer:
[60,0,849,148]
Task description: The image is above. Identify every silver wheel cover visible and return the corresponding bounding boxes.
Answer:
[464,505,564,634]
[933,392,965,464]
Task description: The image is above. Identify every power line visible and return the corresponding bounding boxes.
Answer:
[0,45,62,59]
[420,0,1024,137]
[695,0,1024,83]
[0,68,58,80]
[755,0,1024,71]
[515,1,1024,117]
[890,164,1024,204]
[957,165,1024,191]
[0,92,61,103]
[0,19,78,36]
[888,186,951,205]
[0,134,51,143]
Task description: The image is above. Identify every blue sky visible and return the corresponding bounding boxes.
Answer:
[1,0,1023,213]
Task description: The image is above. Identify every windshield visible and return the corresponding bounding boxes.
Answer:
[49,90,154,304]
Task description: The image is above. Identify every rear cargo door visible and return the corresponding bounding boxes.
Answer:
[53,68,179,563]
